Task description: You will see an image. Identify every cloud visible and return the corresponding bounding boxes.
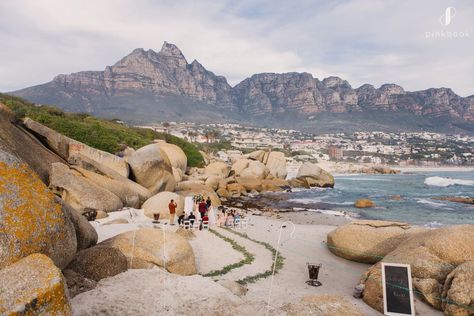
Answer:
[0,0,473,96]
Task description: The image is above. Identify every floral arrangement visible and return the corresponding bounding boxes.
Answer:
[193,194,204,203]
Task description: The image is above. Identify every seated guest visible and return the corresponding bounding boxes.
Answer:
[216,212,225,227]
[177,213,185,226]
[200,213,209,230]
[234,212,241,222]
[225,212,234,227]
[188,212,196,224]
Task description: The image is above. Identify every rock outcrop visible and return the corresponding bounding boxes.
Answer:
[68,153,151,205]
[66,245,128,281]
[142,191,184,219]
[291,163,335,188]
[127,143,176,194]
[441,261,474,316]
[60,199,98,250]
[49,162,123,213]
[354,199,375,208]
[99,228,196,275]
[265,151,287,179]
[71,165,149,207]
[360,224,474,313]
[205,161,231,178]
[71,269,252,315]
[283,295,364,316]
[0,103,64,184]
[23,118,129,177]
[159,141,188,172]
[327,220,426,263]
[232,159,270,179]
[0,254,72,315]
[0,149,76,270]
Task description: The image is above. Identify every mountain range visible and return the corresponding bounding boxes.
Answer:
[10,42,474,134]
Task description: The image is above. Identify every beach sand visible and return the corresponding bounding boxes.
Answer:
[91,209,442,315]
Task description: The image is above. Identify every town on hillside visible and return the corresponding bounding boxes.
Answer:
[138,122,474,167]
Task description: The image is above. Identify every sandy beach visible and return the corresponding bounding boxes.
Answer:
[90,209,443,315]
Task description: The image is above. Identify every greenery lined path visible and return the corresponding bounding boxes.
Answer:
[207,227,276,285]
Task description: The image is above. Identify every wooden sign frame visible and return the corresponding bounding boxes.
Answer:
[381,263,415,316]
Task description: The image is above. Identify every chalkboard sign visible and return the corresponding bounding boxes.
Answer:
[381,263,415,316]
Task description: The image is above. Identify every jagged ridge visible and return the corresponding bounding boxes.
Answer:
[10,42,474,132]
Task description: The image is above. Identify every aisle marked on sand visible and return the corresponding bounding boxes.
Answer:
[210,227,274,283]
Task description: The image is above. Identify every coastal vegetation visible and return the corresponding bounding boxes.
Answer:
[0,93,204,167]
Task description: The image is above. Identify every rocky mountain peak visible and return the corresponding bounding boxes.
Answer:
[322,76,352,89]
[158,42,187,67]
[379,83,405,94]
[10,42,474,133]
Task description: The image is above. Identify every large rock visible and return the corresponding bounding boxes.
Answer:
[226,183,247,198]
[283,295,364,316]
[294,163,335,188]
[99,228,196,275]
[127,143,176,194]
[355,199,375,208]
[49,162,123,213]
[261,178,289,192]
[142,191,184,219]
[266,151,287,179]
[205,175,222,191]
[159,141,187,172]
[175,182,221,208]
[327,220,426,264]
[0,254,72,315]
[71,269,250,315]
[69,153,151,205]
[204,161,230,178]
[0,149,76,269]
[0,103,63,183]
[71,166,150,207]
[63,269,97,298]
[24,117,129,177]
[360,224,474,313]
[232,159,270,179]
[247,150,266,162]
[441,261,474,315]
[172,167,184,182]
[237,177,263,192]
[66,245,128,281]
[60,199,98,250]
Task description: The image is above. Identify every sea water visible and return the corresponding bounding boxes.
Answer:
[287,170,474,226]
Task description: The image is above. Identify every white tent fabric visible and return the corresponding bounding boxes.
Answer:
[184,196,194,215]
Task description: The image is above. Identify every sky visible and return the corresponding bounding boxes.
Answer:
[0,0,473,96]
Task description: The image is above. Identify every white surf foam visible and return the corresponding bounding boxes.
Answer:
[288,197,326,204]
[416,198,447,207]
[424,176,474,187]
[308,209,348,217]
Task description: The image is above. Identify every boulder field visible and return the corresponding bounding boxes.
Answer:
[327,221,474,315]
[1,110,341,312]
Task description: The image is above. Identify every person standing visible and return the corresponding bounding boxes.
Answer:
[205,196,212,212]
[168,199,177,225]
[198,200,207,220]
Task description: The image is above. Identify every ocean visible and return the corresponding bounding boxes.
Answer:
[286,170,474,227]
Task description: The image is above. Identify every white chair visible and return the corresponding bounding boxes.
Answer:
[193,220,201,231]
[240,218,249,229]
[183,220,191,230]
[202,221,209,230]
